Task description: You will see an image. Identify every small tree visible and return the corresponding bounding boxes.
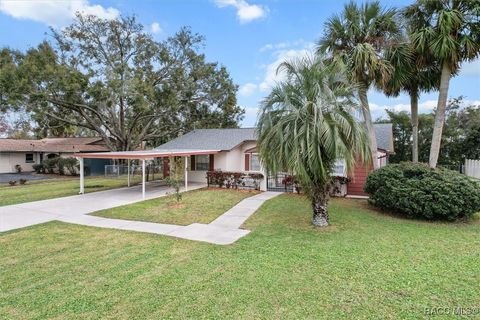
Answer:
[257,55,370,227]
[165,157,184,203]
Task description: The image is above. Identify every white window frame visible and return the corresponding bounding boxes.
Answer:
[332,159,346,177]
[249,153,261,172]
[195,154,209,171]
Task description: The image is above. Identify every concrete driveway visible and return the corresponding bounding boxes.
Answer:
[0,182,280,245]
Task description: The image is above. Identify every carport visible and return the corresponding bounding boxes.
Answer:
[74,149,220,199]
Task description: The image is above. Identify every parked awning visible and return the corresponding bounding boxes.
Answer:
[74,149,221,160]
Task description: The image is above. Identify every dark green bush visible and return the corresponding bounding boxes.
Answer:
[365,162,480,221]
[62,157,79,175]
[42,158,57,174]
[32,164,45,173]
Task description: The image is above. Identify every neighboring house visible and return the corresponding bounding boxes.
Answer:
[157,124,394,195]
[0,137,110,174]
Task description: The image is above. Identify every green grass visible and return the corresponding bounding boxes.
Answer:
[1,195,479,319]
[0,176,145,206]
[91,188,260,225]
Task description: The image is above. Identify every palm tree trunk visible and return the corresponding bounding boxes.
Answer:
[429,61,451,168]
[410,90,419,163]
[311,187,329,227]
[358,86,379,169]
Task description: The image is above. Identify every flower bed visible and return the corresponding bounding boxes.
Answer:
[206,171,264,190]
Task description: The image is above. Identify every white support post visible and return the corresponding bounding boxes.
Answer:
[184,156,188,192]
[142,159,146,199]
[127,159,130,187]
[79,157,84,194]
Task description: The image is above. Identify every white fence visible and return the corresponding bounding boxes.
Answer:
[465,159,480,179]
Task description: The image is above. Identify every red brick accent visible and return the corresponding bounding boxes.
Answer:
[347,162,373,196]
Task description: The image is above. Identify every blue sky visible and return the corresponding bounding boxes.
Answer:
[1,0,479,127]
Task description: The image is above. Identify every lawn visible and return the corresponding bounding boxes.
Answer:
[91,188,260,225]
[0,175,145,206]
[1,195,479,319]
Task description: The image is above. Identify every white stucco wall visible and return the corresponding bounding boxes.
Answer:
[184,141,267,191]
[0,152,37,173]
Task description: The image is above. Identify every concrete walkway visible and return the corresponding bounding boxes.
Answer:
[0,184,280,245]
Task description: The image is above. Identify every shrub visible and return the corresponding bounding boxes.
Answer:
[56,158,66,175]
[206,171,264,190]
[14,164,22,173]
[32,164,45,173]
[365,162,480,221]
[19,179,27,185]
[42,158,57,174]
[61,157,78,175]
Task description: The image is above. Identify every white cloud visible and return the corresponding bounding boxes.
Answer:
[259,39,306,53]
[239,83,257,97]
[214,0,267,23]
[150,22,162,34]
[0,0,119,27]
[460,58,480,76]
[259,45,314,92]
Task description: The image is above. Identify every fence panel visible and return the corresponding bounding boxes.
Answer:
[465,159,480,179]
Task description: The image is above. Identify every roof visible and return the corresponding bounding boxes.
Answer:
[157,128,256,151]
[157,125,394,153]
[0,137,109,153]
[75,149,220,159]
[374,123,394,153]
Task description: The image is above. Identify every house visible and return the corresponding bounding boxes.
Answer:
[0,137,110,174]
[156,124,394,195]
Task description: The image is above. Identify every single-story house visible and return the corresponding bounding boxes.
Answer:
[156,124,394,196]
[0,137,110,174]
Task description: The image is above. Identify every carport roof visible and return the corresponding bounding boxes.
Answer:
[74,148,221,159]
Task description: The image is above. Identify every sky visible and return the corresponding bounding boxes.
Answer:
[1,0,479,127]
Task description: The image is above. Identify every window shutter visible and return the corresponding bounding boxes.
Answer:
[163,157,170,177]
[190,155,196,171]
[245,154,250,171]
[209,154,214,171]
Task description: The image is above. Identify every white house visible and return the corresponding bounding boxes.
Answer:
[156,125,394,194]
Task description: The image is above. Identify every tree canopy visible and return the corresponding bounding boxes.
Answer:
[1,14,244,150]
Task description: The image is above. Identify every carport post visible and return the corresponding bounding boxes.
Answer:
[184,156,188,191]
[127,159,130,187]
[142,159,146,199]
[79,157,84,194]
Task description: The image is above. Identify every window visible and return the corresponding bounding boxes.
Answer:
[195,155,210,171]
[25,153,34,163]
[332,159,346,176]
[250,154,261,171]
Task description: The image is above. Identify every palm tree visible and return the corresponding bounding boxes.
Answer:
[317,1,401,169]
[404,0,480,168]
[381,40,439,162]
[257,55,370,227]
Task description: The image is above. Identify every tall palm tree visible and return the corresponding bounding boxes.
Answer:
[381,40,440,162]
[317,1,401,169]
[257,55,370,227]
[404,0,480,168]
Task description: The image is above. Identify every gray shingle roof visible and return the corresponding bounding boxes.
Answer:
[157,125,394,153]
[156,128,256,151]
[374,123,394,152]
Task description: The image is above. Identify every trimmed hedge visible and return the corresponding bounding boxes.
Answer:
[365,162,480,221]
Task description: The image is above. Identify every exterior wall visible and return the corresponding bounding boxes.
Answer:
[347,150,387,197]
[185,141,268,191]
[0,152,39,173]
